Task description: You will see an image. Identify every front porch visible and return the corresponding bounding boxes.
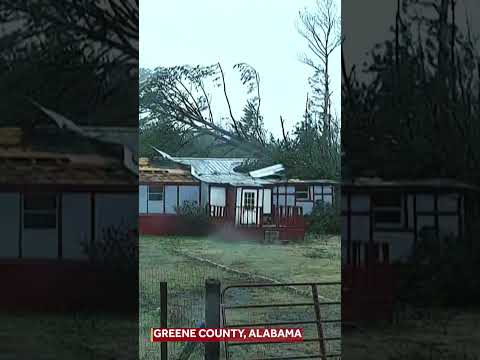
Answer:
[207,204,306,241]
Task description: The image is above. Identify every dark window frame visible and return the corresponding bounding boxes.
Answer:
[149,185,164,201]
[23,193,57,229]
[295,185,310,201]
[372,192,404,229]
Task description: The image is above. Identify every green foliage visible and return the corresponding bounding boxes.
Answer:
[139,60,340,180]
[82,224,138,276]
[306,200,340,235]
[343,0,480,184]
[174,201,210,235]
[399,233,480,307]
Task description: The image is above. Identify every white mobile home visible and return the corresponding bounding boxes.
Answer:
[0,126,137,261]
[342,178,477,264]
[139,153,337,240]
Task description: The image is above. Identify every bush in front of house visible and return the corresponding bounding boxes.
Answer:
[80,223,138,311]
[83,223,138,273]
[175,201,211,235]
[306,200,340,235]
[398,229,480,307]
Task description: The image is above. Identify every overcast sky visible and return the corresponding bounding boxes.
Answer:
[140,0,341,137]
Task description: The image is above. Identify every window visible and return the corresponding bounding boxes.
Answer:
[372,192,403,228]
[295,185,309,200]
[243,192,255,209]
[23,193,57,229]
[149,185,164,201]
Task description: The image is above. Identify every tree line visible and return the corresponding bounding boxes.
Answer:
[139,0,341,180]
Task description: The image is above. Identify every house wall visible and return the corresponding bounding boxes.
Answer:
[234,187,263,225]
[139,184,200,215]
[95,193,138,242]
[0,193,20,258]
[62,193,91,259]
[342,189,463,265]
[1,191,136,260]
[22,194,58,259]
[164,185,177,214]
[200,182,209,208]
[272,183,334,215]
[210,186,226,207]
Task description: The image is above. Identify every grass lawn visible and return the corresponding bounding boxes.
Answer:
[0,312,138,359]
[343,308,480,359]
[139,233,341,359]
[143,233,340,283]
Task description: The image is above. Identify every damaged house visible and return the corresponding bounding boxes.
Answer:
[139,149,337,241]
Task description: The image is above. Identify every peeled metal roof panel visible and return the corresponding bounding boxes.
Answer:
[171,157,247,176]
[249,164,285,178]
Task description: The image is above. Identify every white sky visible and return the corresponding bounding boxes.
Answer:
[140,0,341,137]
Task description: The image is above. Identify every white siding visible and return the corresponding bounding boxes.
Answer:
[350,195,370,212]
[263,188,272,214]
[236,188,242,207]
[438,194,459,211]
[210,187,226,207]
[373,231,415,262]
[350,215,370,241]
[179,186,200,206]
[200,182,209,207]
[416,194,434,211]
[298,201,314,214]
[22,194,58,259]
[286,194,295,206]
[139,185,148,213]
[148,199,164,213]
[95,193,137,242]
[164,186,177,214]
[0,193,20,258]
[439,216,459,238]
[62,193,91,259]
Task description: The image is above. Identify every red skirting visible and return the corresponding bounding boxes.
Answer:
[140,214,184,235]
[0,261,137,312]
[140,214,306,240]
[342,264,396,322]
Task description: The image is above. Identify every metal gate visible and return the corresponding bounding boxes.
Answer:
[221,282,341,360]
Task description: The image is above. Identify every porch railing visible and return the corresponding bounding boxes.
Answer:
[272,205,304,227]
[208,204,228,218]
[207,204,306,228]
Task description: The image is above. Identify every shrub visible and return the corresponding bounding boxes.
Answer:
[399,229,480,307]
[175,201,210,235]
[82,223,138,275]
[306,200,340,235]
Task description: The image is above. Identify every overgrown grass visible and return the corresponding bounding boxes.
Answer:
[139,234,341,359]
[343,309,480,359]
[0,312,138,359]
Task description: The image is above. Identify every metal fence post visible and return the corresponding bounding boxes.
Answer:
[160,281,168,360]
[205,278,221,360]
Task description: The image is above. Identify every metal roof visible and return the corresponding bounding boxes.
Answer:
[151,148,337,186]
[171,157,270,186]
[249,164,284,178]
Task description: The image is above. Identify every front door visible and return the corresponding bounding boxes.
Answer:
[242,190,257,225]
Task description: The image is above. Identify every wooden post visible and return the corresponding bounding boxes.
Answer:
[205,278,221,360]
[160,281,168,360]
